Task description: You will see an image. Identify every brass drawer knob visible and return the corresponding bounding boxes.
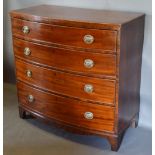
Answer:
[26,70,32,77]
[83,35,94,44]
[24,47,31,56]
[84,59,94,68]
[84,84,93,93]
[28,95,34,103]
[84,112,93,120]
[22,26,30,34]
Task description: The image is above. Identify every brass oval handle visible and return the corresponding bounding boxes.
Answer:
[27,95,34,103]
[84,112,93,120]
[83,35,94,44]
[26,70,32,77]
[22,26,30,34]
[24,47,31,56]
[84,84,93,93]
[84,59,94,68]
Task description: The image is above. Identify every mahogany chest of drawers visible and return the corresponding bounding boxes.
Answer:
[10,5,145,151]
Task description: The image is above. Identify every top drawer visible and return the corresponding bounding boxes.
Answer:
[11,18,117,52]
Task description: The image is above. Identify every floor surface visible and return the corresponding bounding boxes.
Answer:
[4,83,152,155]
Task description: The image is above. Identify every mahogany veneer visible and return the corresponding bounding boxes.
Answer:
[10,5,145,151]
[13,38,117,77]
[12,18,117,52]
[17,82,115,132]
[15,59,116,105]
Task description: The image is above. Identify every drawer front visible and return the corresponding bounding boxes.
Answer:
[12,18,117,52]
[17,81,115,132]
[13,38,116,77]
[15,59,116,105]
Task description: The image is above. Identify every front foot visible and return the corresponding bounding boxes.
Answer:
[107,133,124,151]
[19,107,33,119]
[19,107,27,119]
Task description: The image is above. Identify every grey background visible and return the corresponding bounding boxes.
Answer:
[3,0,152,129]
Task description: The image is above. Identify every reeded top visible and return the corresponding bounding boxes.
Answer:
[10,5,145,30]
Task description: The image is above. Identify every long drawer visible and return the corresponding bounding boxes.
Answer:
[17,81,115,132]
[13,38,116,77]
[15,59,116,105]
[11,18,117,52]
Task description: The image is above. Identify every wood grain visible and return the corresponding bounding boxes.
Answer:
[10,5,145,151]
[12,18,117,52]
[13,38,117,78]
[15,59,116,105]
[17,81,115,132]
[117,15,145,133]
[10,5,144,30]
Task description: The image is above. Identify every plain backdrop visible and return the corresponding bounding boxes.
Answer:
[3,0,152,129]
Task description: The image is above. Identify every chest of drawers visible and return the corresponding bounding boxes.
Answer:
[10,5,145,151]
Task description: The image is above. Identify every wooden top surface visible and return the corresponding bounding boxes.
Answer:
[10,5,144,30]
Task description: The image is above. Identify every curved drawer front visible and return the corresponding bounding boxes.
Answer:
[16,59,116,105]
[17,81,115,132]
[13,38,116,77]
[12,18,117,52]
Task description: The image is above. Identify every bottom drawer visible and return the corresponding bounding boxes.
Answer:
[17,82,115,132]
